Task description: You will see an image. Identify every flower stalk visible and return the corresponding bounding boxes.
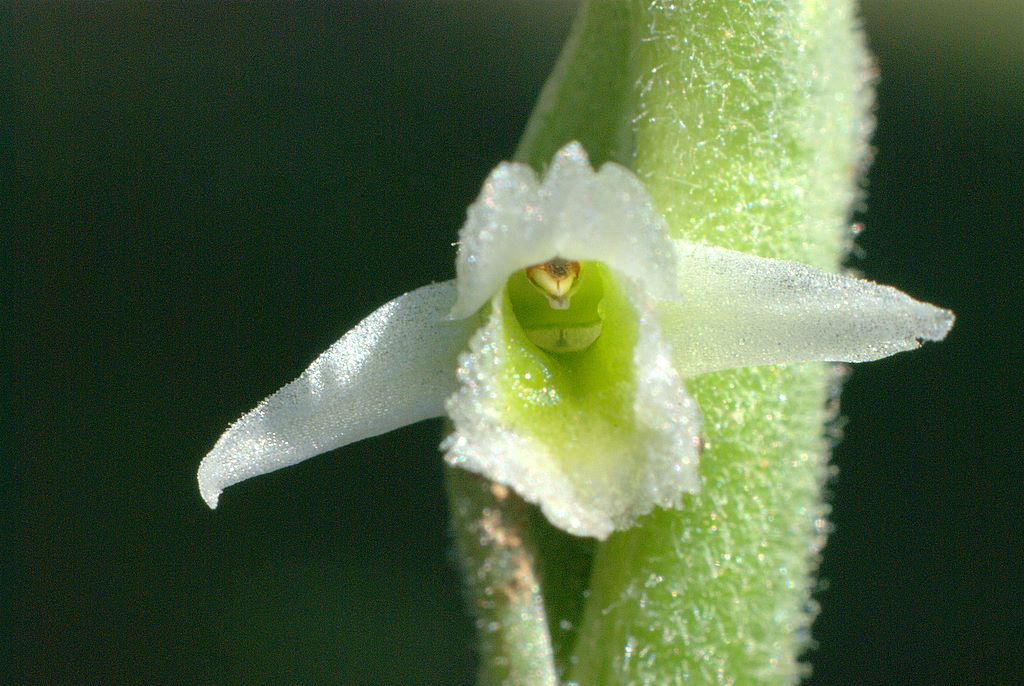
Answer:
[445,469,559,686]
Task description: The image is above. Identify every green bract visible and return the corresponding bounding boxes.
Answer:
[198,143,952,540]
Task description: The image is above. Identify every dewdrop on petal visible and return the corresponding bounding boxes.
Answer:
[198,142,953,539]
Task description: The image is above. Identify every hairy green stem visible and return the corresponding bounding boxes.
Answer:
[570,5,871,684]
[446,1,872,683]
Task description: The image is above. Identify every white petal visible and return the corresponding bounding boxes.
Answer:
[660,242,955,377]
[442,281,702,540]
[450,142,678,319]
[198,282,475,508]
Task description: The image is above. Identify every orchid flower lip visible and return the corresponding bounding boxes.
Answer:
[197,141,953,539]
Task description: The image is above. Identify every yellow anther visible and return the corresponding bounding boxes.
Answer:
[524,258,581,310]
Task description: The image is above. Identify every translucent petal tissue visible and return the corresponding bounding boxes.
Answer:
[197,282,475,508]
[449,142,679,320]
[660,242,955,378]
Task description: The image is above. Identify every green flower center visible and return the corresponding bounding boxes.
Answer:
[508,260,605,354]
[500,262,641,473]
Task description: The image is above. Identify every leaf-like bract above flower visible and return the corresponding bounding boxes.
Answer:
[197,142,953,539]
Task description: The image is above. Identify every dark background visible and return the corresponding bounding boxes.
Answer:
[6,3,1021,684]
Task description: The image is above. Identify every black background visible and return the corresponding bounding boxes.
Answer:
[6,3,1022,684]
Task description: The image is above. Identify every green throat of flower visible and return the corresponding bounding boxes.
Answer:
[501,261,640,475]
[513,258,602,354]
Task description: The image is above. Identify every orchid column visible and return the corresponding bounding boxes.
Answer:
[449,1,875,683]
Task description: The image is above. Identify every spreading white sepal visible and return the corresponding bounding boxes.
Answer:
[659,242,956,378]
[449,143,679,320]
[198,282,475,508]
[442,285,702,540]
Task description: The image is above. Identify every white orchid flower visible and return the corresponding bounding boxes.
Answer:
[197,143,953,540]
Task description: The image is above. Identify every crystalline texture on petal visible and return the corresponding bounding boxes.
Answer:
[443,275,702,540]
[449,143,679,320]
[197,282,475,508]
[660,241,955,377]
